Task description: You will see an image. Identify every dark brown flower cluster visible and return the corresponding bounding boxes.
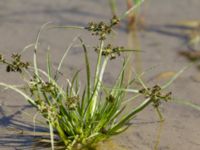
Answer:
[35,98,49,115]
[106,94,115,103]
[0,53,29,73]
[35,97,58,121]
[65,96,79,110]
[29,77,57,95]
[139,85,172,108]
[85,15,120,40]
[95,44,125,59]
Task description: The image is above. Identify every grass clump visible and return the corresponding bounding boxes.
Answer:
[0,2,188,150]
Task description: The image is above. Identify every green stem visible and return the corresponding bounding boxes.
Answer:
[91,56,109,116]
[155,107,164,122]
[109,97,152,133]
[49,123,55,150]
[154,121,164,150]
[48,25,85,30]
[54,121,69,146]
[94,40,104,86]
[0,82,37,106]
[34,22,50,78]
[120,0,144,20]
[109,0,117,16]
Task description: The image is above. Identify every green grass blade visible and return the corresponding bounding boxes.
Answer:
[172,99,200,111]
[161,65,189,89]
[120,0,144,19]
[55,36,79,80]
[80,88,86,116]
[108,97,151,133]
[33,22,51,101]
[34,22,51,77]
[46,47,52,81]
[112,58,127,96]
[110,88,139,93]
[79,38,91,98]
[95,105,126,133]
[49,122,55,150]
[94,40,104,86]
[20,43,35,54]
[109,0,117,16]
[110,126,129,135]
[90,57,109,116]
[70,70,81,96]
[122,94,140,105]
[134,71,148,90]
[48,25,84,30]
[0,82,36,106]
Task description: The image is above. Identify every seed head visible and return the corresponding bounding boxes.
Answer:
[66,96,79,110]
[106,94,115,103]
[139,85,172,108]
[110,15,120,26]
[94,44,126,59]
[85,16,120,40]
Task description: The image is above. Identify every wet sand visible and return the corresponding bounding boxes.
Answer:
[0,0,200,149]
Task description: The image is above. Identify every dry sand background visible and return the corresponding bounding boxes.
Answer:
[0,0,200,149]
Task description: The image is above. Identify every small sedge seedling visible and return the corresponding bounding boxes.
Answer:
[0,2,191,150]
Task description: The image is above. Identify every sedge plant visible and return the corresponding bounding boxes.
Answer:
[0,3,191,150]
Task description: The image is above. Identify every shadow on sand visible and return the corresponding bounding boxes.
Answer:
[0,104,51,149]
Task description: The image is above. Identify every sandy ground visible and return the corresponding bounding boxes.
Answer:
[0,0,200,149]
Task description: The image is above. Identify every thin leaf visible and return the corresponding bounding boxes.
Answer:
[134,70,148,90]
[112,57,129,96]
[111,88,139,93]
[161,65,190,89]
[80,88,86,116]
[122,94,140,105]
[133,0,143,5]
[20,43,35,54]
[120,49,142,52]
[34,22,51,77]
[109,0,117,16]
[49,122,55,150]
[172,99,200,111]
[33,22,51,101]
[55,36,79,80]
[48,25,84,30]
[108,98,151,133]
[120,0,144,19]
[79,38,91,98]
[0,83,36,106]
[46,47,52,81]
[70,70,81,96]
[109,125,129,135]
